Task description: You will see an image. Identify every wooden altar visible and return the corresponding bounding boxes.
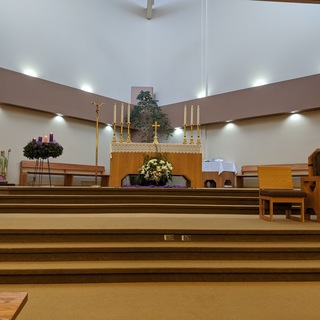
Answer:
[109,142,203,188]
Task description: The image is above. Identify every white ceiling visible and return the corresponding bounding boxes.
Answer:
[0,0,319,106]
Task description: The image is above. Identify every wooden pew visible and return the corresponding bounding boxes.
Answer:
[20,161,109,186]
[236,163,308,188]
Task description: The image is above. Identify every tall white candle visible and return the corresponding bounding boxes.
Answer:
[190,105,194,125]
[197,105,200,125]
[184,105,187,125]
[127,104,130,122]
[113,103,116,123]
[121,103,124,123]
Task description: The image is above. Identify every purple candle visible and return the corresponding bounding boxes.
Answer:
[49,132,54,142]
[38,136,42,143]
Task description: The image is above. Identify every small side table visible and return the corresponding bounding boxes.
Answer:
[202,161,237,188]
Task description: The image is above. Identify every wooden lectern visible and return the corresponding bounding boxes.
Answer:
[109,142,203,188]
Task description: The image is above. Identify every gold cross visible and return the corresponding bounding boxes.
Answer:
[152,121,160,144]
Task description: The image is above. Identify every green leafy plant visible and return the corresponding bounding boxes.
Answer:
[138,153,173,185]
[130,91,174,143]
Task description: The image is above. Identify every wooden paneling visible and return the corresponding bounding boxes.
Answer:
[109,151,202,188]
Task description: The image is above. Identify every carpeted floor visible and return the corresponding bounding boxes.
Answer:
[2,281,320,320]
[1,189,320,319]
[1,213,320,231]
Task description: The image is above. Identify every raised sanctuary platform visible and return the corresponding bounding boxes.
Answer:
[1,186,320,284]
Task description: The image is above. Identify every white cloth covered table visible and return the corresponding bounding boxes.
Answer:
[202,161,237,174]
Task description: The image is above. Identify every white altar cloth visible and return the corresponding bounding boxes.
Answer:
[202,161,237,174]
[110,142,202,154]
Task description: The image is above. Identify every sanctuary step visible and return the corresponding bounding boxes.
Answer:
[0,203,259,215]
[1,260,320,284]
[0,186,258,197]
[2,241,320,262]
[1,186,320,284]
[0,194,259,206]
[0,186,260,215]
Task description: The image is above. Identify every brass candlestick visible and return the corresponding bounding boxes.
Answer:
[189,124,194,144]
[197,124,201,145]
[183,124,187,144]
[126,121,131,143]
[112,122,117,142]
[120,122,124,142]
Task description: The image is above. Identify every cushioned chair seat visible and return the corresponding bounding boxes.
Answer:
[260,189,307,198]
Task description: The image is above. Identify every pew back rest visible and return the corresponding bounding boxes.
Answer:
[20,160,105,174]
[240,163,308,176]
[236,163,308,188]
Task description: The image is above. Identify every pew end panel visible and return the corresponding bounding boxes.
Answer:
[237,163,308,188]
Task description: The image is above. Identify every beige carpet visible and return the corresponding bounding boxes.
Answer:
[2,213,320,319]
[1,281,320,320]
[1,213,320,231]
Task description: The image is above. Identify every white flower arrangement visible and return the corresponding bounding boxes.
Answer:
[139,154,173,185]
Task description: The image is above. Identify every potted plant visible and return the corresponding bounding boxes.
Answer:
[130,91,174,143]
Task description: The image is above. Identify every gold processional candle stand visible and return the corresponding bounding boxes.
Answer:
[91,98,106,187]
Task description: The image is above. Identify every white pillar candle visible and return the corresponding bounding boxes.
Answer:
[197,105,200,125]
[190,105,194,125]
[121,103,124,123]
[127,104,130,122]
[113,103,116,123]
[184,105,187,125]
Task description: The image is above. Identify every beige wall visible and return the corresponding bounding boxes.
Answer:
[0,104,114,185]
[1,103,319,185]
[202,109,320,170]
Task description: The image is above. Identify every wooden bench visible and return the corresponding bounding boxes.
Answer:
[20,161,109,186]
[236,163,308,188]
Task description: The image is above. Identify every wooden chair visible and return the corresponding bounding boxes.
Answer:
[258,166,307,222]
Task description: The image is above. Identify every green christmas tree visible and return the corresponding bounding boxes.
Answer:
[130,91,174,143]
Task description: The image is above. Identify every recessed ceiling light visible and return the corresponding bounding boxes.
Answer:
[23,69,38,77]
[81,85,93,93]
[197,91,206,99]
[252,78,267,87]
